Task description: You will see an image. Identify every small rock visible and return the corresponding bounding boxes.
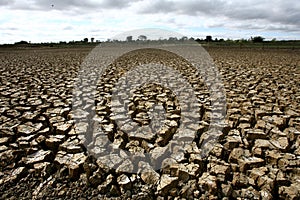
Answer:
[209,162,230,181]
[240,186,260,199]
[221,184,232,196]
[45,135,65,150]
[198,172,217,195]
[157,174,178,195]
[257,175,274,191]
[33,162,51,176]
[36,135,46,145]
[279,183,300,200]
[55,123,72,134]
[12,166,27,181]
[0,137,9,145]
[232,172,248,188]
[68,164,81,179]
[17,122,43,135]
[270,137,289,150]
[170,163,189,182]
[245,129,267,140]
[117,174,132,192]
[229,148,248,163]
[109,185,121,197]
[210,143,224,157]
[266,150,282,165]
[23,150,53,166]
[140,163,160,185]
[151,146,169,164]
[260,190,273,200]
[88,166,105,185]
[238,156,264,172]
[54,151,86,179]
[59,137,83,154]
[249,167,268,183]
[253,139,272,149]
[224,135,242,150]
[180,180,197,198]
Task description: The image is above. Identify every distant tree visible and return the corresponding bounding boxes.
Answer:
[237,38,248,43]
[83,38,88,43]
[195,38,202,43]
[251,36,264,43]
[15,41,28,45]
[126,36,133,42]
[219,38,225,42]
[271,38,276,42]
[91,38,95,43]
[138,35,147,41]
[237,39,247,48]
[168,37,178,41]
[180,36,188,41]
[189,37,195,41]
[205,35,212,42]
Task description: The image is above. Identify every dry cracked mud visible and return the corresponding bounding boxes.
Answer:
[0,45,299,199]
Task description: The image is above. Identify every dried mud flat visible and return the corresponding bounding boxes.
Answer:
[0,46,299,199]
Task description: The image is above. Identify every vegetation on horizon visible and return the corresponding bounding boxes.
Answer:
[2,35,300,49]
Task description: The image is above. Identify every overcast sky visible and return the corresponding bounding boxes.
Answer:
[0,0,299,43]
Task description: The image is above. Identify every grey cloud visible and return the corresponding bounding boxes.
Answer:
[1,0,139,11]
[0,0,13,6]
[139,0,300,32]
[224,7,270,21]
[8,27,18,30]
[233,23,300,33]
[1,0,299,34]
[100,0,133,9]
[63,26,74,30]
[0,0,89,10]
[90,28,108,33]
[140,0,177,14]
[177,0,226,15]
[267,25,300,32]
[138,0,226,15]
[2,32,14,36]
[223,1,300,26]
[0,26,18,31]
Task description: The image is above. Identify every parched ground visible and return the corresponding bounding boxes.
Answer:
[0,45,299,200]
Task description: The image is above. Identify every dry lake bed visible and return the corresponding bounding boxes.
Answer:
[0,44,299,199]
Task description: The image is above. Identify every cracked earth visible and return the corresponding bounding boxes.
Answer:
[0,45,299,199]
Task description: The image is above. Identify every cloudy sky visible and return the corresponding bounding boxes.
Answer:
[0,0,299,43]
